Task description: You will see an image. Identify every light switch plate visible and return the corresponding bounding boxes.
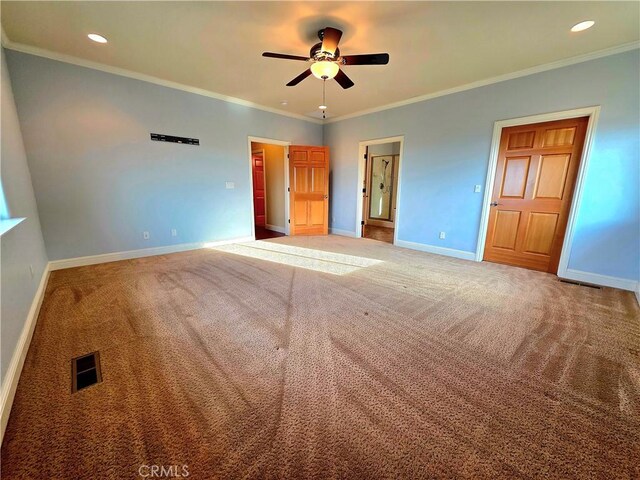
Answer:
[225,181,235,189]
[474,184,482,193]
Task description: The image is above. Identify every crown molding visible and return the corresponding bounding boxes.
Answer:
[325,41,640,124]
[1,38,323,125]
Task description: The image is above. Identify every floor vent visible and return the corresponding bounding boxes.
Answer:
[560,279,601,289]
[72,351,102,393]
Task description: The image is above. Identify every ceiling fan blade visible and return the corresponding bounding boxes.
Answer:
[286,69,312,86]
[263,52,310,61]
[321,27,343,56]
[341,53,390,65]
[334,69,354,89]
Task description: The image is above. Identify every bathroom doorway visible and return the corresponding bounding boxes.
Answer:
[362,141,400,244]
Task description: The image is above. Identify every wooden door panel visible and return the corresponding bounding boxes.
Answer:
[311,167,326,193]
[254,170,265,190]
[294,200,308,226]
[542,127,576,147]
[523,212,558,254]
[291,149,308,162]
[254,199,265,216]
[534,154,570,199]
[501,157,531,198]
[289,146,329,235]
[483,117,588,273]
[310,150,325,163]
[293,166,308,192]
[507,130,536,150]
[492,211,521,249]
[309,200,325,225]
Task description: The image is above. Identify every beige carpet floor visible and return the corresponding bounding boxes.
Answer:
[2,235,639,479]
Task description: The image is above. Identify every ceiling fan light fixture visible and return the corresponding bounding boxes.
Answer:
[311,61,339,80]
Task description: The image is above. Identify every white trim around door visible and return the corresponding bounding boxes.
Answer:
[247,136,291,238]
[474,106,601,282]
[355,136,405,245]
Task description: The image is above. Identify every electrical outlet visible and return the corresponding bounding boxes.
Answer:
[143,231,150,240]
[225,181,235,189]
[439,231,446,240]
[171,229,177,237]
[474,184,482,193]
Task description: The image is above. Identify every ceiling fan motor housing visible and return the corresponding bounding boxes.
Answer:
[310,42,340,61]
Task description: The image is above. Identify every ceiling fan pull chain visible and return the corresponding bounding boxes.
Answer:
[322,79,327,119]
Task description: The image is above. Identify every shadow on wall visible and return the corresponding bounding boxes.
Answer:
[328,170,334,227]
[568,220,640,279]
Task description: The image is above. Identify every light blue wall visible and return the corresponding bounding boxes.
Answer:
[1,49,48,383]
[6,51,322,261]
[5,49,639,282]
[325,49,640,281]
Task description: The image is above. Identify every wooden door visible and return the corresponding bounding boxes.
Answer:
[289,146,329,235]
[252,151,266,227]
[483,117,588,273]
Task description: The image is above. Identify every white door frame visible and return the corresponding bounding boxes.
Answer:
[247,136,291,239]
[474,106,601,279]
[355,135,405,245]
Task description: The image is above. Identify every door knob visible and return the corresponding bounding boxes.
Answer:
[490,202,500,207]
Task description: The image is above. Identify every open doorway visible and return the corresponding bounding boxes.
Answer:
[250,140,288,240]
[359,140,402,244]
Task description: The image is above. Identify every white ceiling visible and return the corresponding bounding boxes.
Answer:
[1,1,638,121]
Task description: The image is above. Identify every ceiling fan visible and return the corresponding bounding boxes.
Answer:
[262,27,389,89]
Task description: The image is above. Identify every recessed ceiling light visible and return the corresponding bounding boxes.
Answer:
[280,101,288,106]
[571,20,595,32]
[318,105,327,110]
[88,33,108,43]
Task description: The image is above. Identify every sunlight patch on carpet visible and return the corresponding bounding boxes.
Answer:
[207,241,383,275]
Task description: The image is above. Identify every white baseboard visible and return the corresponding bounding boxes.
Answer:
[329,228,357,238]
[636,284,640,307]
[1,264,50,443]
[265,224,286,234]
[49,236,255,271]
[561,269,638,292]
[395,239,476,261]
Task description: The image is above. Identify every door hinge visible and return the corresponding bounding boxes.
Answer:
[364,153,368,159]
[288,219,290,224]
[362,188,366,193]
[287,153,289,158]
[361,220,365,226]
[288,187,290,192]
